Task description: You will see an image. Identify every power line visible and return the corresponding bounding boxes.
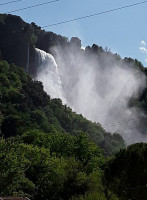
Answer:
[0,0,22,6]
[103,119,147,130]
[102,119,139,127]
[103,120,144,129]
[100,115,147,128]
[7,0,60,13]
[4,0,147,28]
[107,125,141,132]
[42,0,147,28]
[101,117,147,131]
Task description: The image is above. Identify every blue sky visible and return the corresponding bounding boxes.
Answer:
[1,0,147,66]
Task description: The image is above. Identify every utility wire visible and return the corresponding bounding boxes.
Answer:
[107,125,141,132]
[103,120,142,128]
[4,0,147,27]
[102,119,139,127]
[7,0,60,13]
[42,0,147,28]
[103,118,147,130]
[0,0,23,6]
[100,116,147,128]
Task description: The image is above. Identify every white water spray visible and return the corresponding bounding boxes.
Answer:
[35,46,147,144]
[35,48,66,102]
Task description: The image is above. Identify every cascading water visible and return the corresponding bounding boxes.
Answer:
[34,46,147,144]
[35,48,66,102]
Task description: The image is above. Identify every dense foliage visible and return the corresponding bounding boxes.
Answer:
[0,60,123,199]
[0,60,146,199]
[0,133,108,200]
[0,62,121,199]
[104,143,147,200]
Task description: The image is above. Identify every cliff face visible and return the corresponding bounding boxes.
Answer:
[0,14,37,74]
[0,15,28,67]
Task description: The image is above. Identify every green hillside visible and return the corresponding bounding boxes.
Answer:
[0,60,119,200]
[0,60,125,155]
[0,61,146,200]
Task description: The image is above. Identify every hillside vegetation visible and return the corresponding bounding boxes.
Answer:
[0,61,146,200]
[0,60,120,199]
[0,60,125,154]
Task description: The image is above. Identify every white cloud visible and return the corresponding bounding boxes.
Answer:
[140,40,146,46]
[139,46,147,53]
[139,40,147,64]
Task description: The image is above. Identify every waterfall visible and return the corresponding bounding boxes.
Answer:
[35,48,66,102]
[34,47,147,144]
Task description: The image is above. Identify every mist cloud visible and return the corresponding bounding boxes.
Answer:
[35,45,147,145]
